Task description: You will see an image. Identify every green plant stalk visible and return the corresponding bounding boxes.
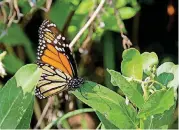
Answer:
[140,118,144,129]
[142,84,148,100]
[44,108,94,129]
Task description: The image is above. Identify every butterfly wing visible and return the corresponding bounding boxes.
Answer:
[36,20,78,98]
[35,63,70,99]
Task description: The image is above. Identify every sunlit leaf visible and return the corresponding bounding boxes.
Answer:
[115,0,127,8]
[0,64,41,129]
[75,0,94,14]
[141,52,159,75]
[121,48,143,80]
[108,69,144,109]
[157,62,179,91]
[119,7,137,19]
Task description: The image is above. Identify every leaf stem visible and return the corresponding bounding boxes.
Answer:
[69,0,106,49]
[44,108,94,129]
[140,118,144,129]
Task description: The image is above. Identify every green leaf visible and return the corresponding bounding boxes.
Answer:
[96,111,118,129]
[115,0,127,8]
[137,88,174,118]
[141,52,159,75]
[119,7,137,20]
[3,54,24,74]
[121,48,143,80]
[49,0,73,30]
[143,104,176,129]
[0,24,36,62]
[108,69,144,109]
[1,24,28,46]
[0,64,41,129]
[75,0,94,14]
[16,99,34,129]
[72,81,139,129]
[154,72,174,89]
[157,62,179,91]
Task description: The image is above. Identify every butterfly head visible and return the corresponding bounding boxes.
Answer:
[68,77,84,89]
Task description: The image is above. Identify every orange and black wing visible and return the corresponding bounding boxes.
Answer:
[37,20,78,77]
[35,20,78,99]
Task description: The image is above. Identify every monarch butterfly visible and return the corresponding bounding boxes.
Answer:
[35,20,84,99]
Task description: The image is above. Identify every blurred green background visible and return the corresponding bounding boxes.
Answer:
[0,0,178,129]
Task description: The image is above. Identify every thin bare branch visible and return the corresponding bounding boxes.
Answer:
[34,97,53,129]
[69,0,106,49]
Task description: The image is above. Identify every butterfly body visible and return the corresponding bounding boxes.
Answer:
[35,20,83,99]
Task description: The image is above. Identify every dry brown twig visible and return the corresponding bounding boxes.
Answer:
[112,2,133,49]
[34,97,54,129]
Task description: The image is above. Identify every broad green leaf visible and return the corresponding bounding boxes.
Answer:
[3,54,24,74]
[15,64,41,93]
[108,69,144,109]
[137,88,174,118]
[49,0,73,30]
[141,52,158,75]
[72,81,139,129]
[103,31,115,90]
[96,111,118,129]
[16,98,34,129]
[143,104,176,129]
[154,72,174,89]
[0,24,36,62]
[0,64,41,129]
[0,24,28,46]
[157,62,179,91]
[121,48,143,80]
[75,0,94,14]
[119,7,137,20]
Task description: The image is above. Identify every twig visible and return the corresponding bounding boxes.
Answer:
[34,97,53,129]
[113,4,132,49]
[69,0,106,49]
[33,98,46,129]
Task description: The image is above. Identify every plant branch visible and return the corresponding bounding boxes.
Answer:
[34,97,53,129]
[69,0,106,49]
